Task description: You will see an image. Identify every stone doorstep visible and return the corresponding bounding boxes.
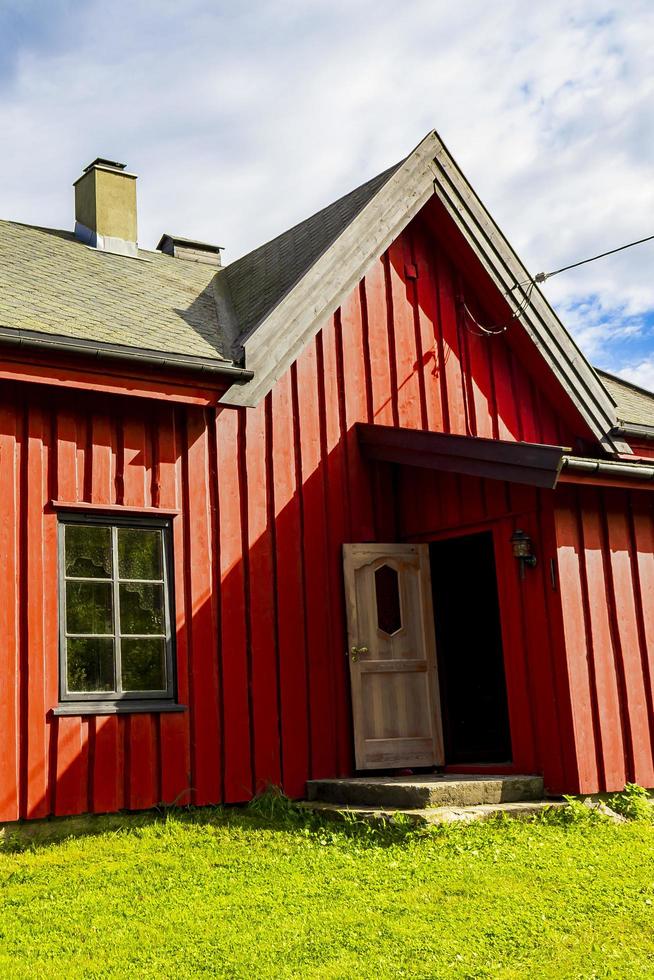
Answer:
[306,774,545,809]
[298,799,569,826]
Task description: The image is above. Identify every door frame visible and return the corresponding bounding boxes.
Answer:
[406,517,539,775]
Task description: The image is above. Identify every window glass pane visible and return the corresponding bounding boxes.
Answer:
[67,637,115,692]
[374,564,402,635]
[118,528,163,580]
[65,525,112,578]
[121,638,166,692]
[66,581,113,635]
[119,583,165,635]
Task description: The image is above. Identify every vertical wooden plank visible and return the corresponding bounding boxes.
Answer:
[92,715,123,813]
[490,340,520,441]
[457,307,494,440]
[603,491,654,787]
[271,373,309,797]
[54,717,89,816]
[579,493,625,790]
[157,406,191,806]
[340,289,374,540]
[439,472,463,530]
[24,404,53,818]
[0,403,20,820]
[122,417,158,810]
[296,340,338,778]
[537,493,581,794]
[518,498,567,793]
[90,414,114,505]
[387,238,422,429]
[216,407,251,802]
[362,258,394,427]
[411,226,445,433]
[511,363,540,444]
[534,387,564,446]
[371,462,398,540]
[554,495,600,792]
[320,321,352,774]
[406,467,448,538]
[246,399,281,791]
[631,498,654,759]
[434,250,467,435]
[187,407,223,804]
[54,411,89,815]
[89,413,123,813]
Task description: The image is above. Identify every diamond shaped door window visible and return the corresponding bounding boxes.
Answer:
[374,564,402,635]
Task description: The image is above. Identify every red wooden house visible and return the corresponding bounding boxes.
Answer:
[1,131,654,821]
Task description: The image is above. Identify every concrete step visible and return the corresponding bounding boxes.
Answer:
[306,774,544,809]
[300,799,566,827]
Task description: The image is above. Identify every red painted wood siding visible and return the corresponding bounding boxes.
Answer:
[554,485,654,793]
[0,388,199,820]
[0,214,610,819]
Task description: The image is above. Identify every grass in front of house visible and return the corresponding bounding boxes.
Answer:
[0,797,653,979]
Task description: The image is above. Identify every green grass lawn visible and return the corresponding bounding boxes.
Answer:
[0,800,653,979]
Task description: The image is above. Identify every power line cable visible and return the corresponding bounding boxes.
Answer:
[463,231,654,337]
[515,232,654,289]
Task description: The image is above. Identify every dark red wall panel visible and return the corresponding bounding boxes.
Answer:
[554,486,654,793]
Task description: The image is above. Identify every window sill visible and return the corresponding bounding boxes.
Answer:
[50,500,180,517]
[52,702,187,717]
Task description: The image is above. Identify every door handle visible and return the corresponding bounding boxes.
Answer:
[349,645,369,662]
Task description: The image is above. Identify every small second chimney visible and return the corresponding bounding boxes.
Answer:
[157,234,222,268]
[74,158,138,257]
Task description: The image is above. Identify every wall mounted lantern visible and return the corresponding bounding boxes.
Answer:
[511,528,537,579]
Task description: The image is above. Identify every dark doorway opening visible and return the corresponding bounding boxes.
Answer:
[429,531,511,764]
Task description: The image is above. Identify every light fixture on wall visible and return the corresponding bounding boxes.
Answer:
[510,529,537,579]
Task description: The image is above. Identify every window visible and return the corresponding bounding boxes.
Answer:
[58,515,176,706]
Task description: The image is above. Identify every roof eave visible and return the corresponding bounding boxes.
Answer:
[0,324,252,382]
[613,421,654,442]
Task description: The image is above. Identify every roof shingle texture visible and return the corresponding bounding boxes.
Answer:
[0,162,401,363]
[0,220,230,359]
[597,370,654,427]
[222,163,401,344]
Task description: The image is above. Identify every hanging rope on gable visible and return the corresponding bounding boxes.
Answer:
[460,280,536,337]
[460,230,654,338]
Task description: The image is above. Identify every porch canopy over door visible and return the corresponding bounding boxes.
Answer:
[357,424,566,489]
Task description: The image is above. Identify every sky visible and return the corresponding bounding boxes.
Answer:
[0,0,653,386]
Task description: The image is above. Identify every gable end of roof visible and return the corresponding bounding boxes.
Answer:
[220,130,629,455]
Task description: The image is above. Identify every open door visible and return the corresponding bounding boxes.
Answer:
[343,544,444,770]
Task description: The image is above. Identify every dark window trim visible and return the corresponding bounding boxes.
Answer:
[58,512,177,708]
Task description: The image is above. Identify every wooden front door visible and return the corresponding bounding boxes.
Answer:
[343,544,444,770]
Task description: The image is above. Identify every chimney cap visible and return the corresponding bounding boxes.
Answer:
[157,233,223,254]
[83,157,128,173]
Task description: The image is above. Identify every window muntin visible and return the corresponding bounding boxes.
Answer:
[59,516,175,702]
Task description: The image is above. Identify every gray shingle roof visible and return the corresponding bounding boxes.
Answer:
[0,160,403,365]
[224,162,402,345]
[597,369,654,427]
[0,220,230,360]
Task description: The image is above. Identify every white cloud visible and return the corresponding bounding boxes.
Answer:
[0,0,653,374]
[616,358,654,392]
